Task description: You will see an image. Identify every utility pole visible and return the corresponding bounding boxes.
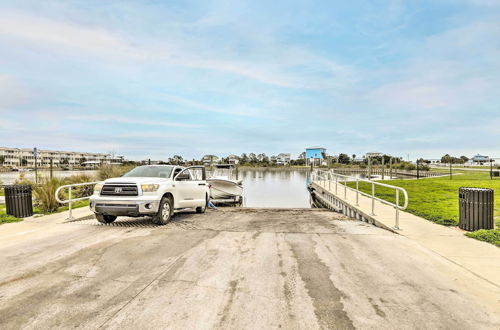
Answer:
[490,159,493,180]
[449,161,452,180]
[33,147,38,184]
[50,158,53,179]
[368,157,372,178]
[416,158,420,179]
[381,156,385,180]
[389,157,393,179]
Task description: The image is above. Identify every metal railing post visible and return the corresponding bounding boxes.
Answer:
[68,186,74,220]
[328,173,331,191]
[335,175,338,194]
[394,190,400,230]
[371,182,375,215]
[356,178,359,206]
[344,177,347,199]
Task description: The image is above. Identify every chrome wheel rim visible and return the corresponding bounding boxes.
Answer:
[161,202,170,220]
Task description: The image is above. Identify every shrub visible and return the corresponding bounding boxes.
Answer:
[64,174,95,198]
[404,163,416,171]
[32,177,65,213]
[98,165,136,180]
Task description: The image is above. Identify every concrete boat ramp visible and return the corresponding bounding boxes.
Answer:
[0,207,498,329]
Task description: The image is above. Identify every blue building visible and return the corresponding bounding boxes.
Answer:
[305,147,326,166]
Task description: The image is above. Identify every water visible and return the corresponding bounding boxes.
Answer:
[0,170,98,185]
[238,169,311,208]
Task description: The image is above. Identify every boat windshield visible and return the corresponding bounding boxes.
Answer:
[123,166,174,178]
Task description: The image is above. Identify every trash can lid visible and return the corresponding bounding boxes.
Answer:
[459,187,494,192]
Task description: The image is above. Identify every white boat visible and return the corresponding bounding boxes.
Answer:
[207,164,243,200]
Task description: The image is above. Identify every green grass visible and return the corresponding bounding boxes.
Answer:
[465,229,500,247]
[345,171,500,246]
[0,204,23,224]
[348,171,500,226]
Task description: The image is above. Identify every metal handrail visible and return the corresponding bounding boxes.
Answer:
[312,169,408,230]
[55,181,100,220]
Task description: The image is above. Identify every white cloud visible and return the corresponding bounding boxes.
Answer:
[0,75,34,110]
[365,19,500,110]
[0,10,355,90]
[70,115,204,128]
[0,12,140,57]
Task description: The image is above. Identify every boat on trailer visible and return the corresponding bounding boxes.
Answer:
[207,164,243,204]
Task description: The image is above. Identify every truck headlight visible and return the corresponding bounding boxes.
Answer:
[141,184,159,192]
[94,183,103,193]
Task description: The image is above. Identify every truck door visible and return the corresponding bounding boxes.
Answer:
[174,167,207,208]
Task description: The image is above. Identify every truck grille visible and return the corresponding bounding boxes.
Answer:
[100,184,138,196]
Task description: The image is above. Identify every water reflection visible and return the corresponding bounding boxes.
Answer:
[239,169,311,208]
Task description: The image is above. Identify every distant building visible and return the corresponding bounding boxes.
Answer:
[202,155,218,166]
[305,147,327,166]
[471,154,489,165]
[276,153,291,165]
[365,152,383,158]
[227,154,239,165]
[140,160,161,165]
[0,146,117,167]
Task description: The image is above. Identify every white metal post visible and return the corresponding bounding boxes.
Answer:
[395,190,400,229]
[344,178,347,199]
[356,179,359,206]
[335,175,338,194]
[328,173,331,191]
[371,183,375,215]
[67,186,74,220]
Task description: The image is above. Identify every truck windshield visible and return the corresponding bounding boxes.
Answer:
[122,166,174,178]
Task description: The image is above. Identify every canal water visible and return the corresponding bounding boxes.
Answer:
[0,170,99,185]
[239,169,311,208]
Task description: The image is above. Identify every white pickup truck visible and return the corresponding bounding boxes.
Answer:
[89,165,208,225]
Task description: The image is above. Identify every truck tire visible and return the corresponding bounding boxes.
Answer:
[96,214,117,224]
[152,196,173,225]
[196,195,208,213]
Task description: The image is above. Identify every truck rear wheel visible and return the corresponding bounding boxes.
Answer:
[152,196,173,225]
[96,214,117,224]
[196,195,208,213]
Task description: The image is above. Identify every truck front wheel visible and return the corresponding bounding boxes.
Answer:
[96,214,117,224]
[152,196,173,225]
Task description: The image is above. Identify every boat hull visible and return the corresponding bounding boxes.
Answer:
[208,179,243,199]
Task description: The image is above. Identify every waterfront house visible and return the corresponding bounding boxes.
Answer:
[305,147,327,166]
[276,153,291,165]
[228,155,239,165]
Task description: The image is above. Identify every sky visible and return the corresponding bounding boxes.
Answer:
[1,0,499,161]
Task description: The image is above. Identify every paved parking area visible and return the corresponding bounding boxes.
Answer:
[0,209,498,329]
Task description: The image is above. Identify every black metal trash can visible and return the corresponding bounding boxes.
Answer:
[459,187,494,231]
[4,184,33,218]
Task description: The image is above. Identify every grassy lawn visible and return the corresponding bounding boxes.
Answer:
[0,203,23,224]
[347,170,500,246]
